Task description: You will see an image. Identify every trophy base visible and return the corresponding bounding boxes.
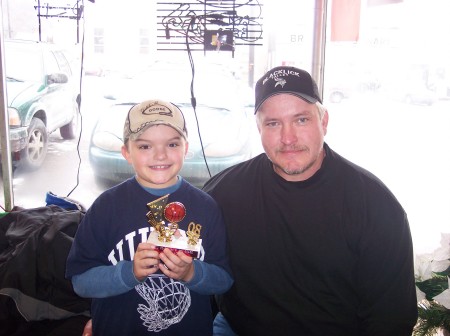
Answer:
[147,230,202,258]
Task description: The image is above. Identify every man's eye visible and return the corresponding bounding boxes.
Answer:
[297,117,308,124]
[266,121,278,127]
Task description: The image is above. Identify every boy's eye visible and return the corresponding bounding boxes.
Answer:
[138,145,150,150]
[169,143,179,148]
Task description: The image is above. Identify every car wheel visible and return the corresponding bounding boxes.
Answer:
[21,118,48,170]
[60,107,79,140]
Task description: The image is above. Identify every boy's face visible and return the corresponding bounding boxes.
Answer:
[121,124,188,189]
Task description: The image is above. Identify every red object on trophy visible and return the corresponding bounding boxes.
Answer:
[164,202,186,223]
[147,197,202,258]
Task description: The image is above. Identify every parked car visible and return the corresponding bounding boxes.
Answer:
[3,39,79,170]
[381,81,438,106]
[89,62,253,187]
[325,77,380,104]
[402,83,438,106]
[327,85,351,104]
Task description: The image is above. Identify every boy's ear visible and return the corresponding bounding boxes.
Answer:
[121,144,132,163]
[184,141,189,156]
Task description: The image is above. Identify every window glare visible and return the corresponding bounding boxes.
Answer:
[1,0,448,254]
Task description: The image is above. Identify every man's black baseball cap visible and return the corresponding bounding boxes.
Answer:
[254,66,322,113]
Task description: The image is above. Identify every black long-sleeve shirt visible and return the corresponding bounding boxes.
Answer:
[203,143,418,336]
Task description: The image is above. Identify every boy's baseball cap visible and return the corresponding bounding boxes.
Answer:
[254,66,322,113]
[123,99,188,143]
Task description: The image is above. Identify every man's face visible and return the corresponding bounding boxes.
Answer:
[256,94,328,182]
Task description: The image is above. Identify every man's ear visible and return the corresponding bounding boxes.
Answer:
[322,109,329,136]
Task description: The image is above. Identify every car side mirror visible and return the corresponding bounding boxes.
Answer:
[46,73,69,85]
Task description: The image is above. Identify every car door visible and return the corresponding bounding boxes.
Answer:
[39,47,76,132]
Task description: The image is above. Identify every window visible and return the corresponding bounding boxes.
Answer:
[93,27,104,53]
[139,28,150,55]
[1,0,448,254]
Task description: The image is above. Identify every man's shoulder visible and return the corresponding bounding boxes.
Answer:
[203,154,266,193]
[327,146,399,201]
[180,178,218,204]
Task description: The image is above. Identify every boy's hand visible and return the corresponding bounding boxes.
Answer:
[133,242,160,281]
[158,248,194,282]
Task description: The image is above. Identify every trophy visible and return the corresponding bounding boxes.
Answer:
[146,194,202,258]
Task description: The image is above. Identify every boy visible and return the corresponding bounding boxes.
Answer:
[66,99,233,335]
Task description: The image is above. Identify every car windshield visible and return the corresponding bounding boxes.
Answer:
[5,43,43,82]
[103,61,247,111]
[96,101,239,144]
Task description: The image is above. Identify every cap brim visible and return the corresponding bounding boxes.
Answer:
[254,92,318,113]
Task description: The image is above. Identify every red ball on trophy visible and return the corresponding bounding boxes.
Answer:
[164,202,186,223]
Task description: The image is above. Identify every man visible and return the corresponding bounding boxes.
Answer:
[203,66,418,335]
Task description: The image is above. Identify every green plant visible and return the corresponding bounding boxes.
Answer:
[414,233,450,336]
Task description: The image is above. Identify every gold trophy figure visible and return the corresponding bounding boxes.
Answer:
[187,222,202,246]
[146,195,202,258]
[146,195,177,242]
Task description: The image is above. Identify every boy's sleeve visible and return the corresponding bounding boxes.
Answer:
[71,261,141,298]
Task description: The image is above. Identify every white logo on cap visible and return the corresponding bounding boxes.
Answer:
[275,77,286,88]
[262,68,300,87]
[141,104,173,118]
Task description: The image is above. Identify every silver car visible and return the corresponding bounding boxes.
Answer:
[89,62,254,187]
